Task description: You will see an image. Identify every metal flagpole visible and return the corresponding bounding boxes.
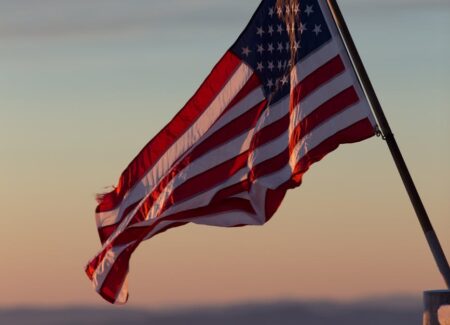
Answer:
[326,0,450,289]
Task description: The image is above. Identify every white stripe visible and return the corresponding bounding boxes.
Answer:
[167,129,254,189]
[255,101,370,189]
[290,102,370,167]
[96,87,262,231]
[140,44,369,224]
[96,63,254,228]
[108,127,255,232]
[89,3,381,304]
[205,87,265,136]
[98,106,260,247]
[130,167,249,228]
[251,40,343,137]
[292,71,355,122]
[246,44,343,167]
[318,0,377,127]
[293,39,341,82]
[96,38,368,230]
[139,208,262,243]
[191,209,265,227]
[92,242,133,296]
[250,71,355,167]
[114,278,129,305]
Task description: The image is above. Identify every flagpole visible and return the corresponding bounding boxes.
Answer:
[326,0,450,289]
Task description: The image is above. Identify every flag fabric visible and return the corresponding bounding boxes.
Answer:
[86,0,378,304]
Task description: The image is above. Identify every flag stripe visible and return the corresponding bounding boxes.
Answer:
[96,52,242,213]
[91,97,367,273]
[250,87,359,180]
[91,163,252,276]
[97,53,251,212]
[96,52,346,244]
[97,98,267,240]
[91,118,374,303]
[291,55,344,109]
[94,198,259,303]
[290,118,375,184]
[95,65,258,231]
[254,103,374,189]
[94,53,360,272]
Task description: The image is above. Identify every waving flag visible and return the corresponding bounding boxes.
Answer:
[86,0,378,304]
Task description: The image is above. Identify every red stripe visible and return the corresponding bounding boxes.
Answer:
[290,55,345,111]
[290,86,359,151]
[91,198,257,297]
[88,119,374,282]
[250,87,359,180]
[252,115,290,149]
[91,151,253,273]
[161,152,250,213]
[88,197,257,278]
[98,201,140,244]
[189,100,266,162]
[103,61,352,243]
[97,99,267,243]
[114,198,255,246]
[250,56,346,155]
[287,118,375,188]
[96,51,242,213]
[98,241,137,304]
[219,73,261,118]
[97,198,256,303]
[211,180,250,203]
[96,56,344,241]
[132,101,264,223]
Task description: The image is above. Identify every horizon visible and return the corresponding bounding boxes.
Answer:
[0,296,423,325]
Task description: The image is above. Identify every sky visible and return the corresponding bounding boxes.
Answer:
[0,0,449,308]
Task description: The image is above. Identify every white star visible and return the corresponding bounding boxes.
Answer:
[268,61,274,71]
[277,61,283,70]
[268,7,274,18]
[298,22,307,34]
[277,24,284,34]
[277,42,284,53]
[293,4,300,15]
[305,5,314,16]
[242,46,251,57]
[256,26,264,37]
[313,24,322,36]
[257,44,264,54]
[268,25,274,36]
[267,43,274,54]
[277,6,283,17]
[281,74,289,86]
[257,62,264,72]
[267,79,274,88]
[293,41,301,52]
[285,5,291,15]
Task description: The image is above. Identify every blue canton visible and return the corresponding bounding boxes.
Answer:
[231,0,332,103]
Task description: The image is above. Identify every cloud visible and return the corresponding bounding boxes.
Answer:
[0,0,253,40]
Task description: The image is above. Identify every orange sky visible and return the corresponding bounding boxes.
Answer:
[0,0,449,307]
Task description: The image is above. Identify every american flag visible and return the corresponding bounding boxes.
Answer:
[86,0,378,304]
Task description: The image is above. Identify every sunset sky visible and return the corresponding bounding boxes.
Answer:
[0,0,449,308]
